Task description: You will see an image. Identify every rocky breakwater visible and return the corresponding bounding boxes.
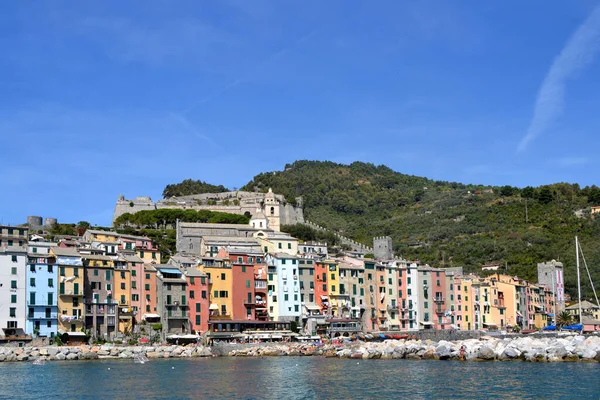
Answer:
[228,342,336,357]
[0,344,213,362]
[334,335,600,362]
[228,335,600,362]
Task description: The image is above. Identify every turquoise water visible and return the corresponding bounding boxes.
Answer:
[0,358,598,399]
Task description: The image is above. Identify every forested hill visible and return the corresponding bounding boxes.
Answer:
[242,160,600,298]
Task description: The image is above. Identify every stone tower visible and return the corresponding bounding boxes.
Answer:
[373,236,393,260]
[537,260,565,312]
[263,188,280,231]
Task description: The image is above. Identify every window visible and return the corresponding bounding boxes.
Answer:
[322,284,326,291]
[11,281,17,289]
[246,280,250,288]
[106,283,111,291]
[167,295,172,304]
[181,295,186,305]
[309,269,314,276]
[94,269,98,276]
[145,284,150,290]
[105,270,111,280]
[219,291,228,298]
[272,296,277,302]
[436,280,440,286]
[167,284,172,291]
[121,283,126,290]
[48,278,53,288]
[195,315,201,325]
[214,291,219,298]
[140,251,145,258]
[146,273,150,279]
[152,252,156,259]
[288,243,291,249]
[190,290,195,299]
[120,295,126,304]
[309,281,314,289]
[221,273,226,280]
[9,308,16,317]
[294,305,299,312]
[196,303,201,312]
[331,273,335,280]
[284,294,289,301]
[11,255,17,262]
[278,243,282,249]
[30,278,35,287]
[132,281,137,289]
[424,301,428,308]
[11,295,17,303]
[11,267,17,275]
[331,285,336,292]
[131,270,136,277]
[202,291,207,299]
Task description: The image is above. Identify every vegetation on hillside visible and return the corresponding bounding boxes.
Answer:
[243,160,600,298]
[114,209,249,229]
[162,179,229,198]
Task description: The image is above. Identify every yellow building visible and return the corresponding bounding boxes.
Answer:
[199,258,233,320]
[325,260,342,316]
[114,257,132,334]
[487,275,519,330]
[460,277,474,330]
[51,247,86,335]
[254,232,298,256]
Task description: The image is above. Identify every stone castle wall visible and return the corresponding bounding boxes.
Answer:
[112,192,304,226]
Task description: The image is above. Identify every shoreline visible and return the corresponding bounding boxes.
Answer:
[1,334,599,363]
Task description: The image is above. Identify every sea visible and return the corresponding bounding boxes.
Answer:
[0,357,598,399]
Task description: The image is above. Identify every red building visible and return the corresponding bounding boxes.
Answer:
[185,269,209,334]
[314,261,330,314]
[228,251,258,321]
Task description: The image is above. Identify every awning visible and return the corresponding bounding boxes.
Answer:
[209,304,219,310]
[420,321,434,326]
[158,268,182,275]
[516,311,523,317]
[379,334,387,339]
[119,315,133,319]
[67,332,86,337]
[304,303,321,311]
[143,313,160,319]
[320,295,328,300]
[483,323,497,327]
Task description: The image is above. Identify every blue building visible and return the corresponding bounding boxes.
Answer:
[26,241,58,338]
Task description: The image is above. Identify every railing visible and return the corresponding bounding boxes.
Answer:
[434,297,444,303]
[28,314,58,319]
[59,291,84,297]
[255,282,267,289]
[244,299,256,305]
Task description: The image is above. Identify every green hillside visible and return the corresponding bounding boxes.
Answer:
[242,160,600,298]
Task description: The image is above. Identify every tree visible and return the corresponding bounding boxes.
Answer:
[556,311,573,328]
[537,187,553,204]
[521,186,535,199]
[499,185,515,197]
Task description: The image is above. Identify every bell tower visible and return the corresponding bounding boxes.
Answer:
[263,188,280,231]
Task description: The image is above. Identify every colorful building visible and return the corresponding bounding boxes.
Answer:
[266,253,302,323]
[0,225,29,340]
[156,266,190,338]
[185,268,209,334]
[82,252,117,338]
[52,247,85,338]
[26,241,58,338]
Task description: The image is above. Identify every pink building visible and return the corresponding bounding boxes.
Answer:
[186,269,209,334]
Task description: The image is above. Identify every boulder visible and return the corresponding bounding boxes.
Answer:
[146,352,160,359]
[499,348,520,360]
[82,352,99,360]
[47,348,59,357]
[66,353,79,360]
[171,347,184,356]
[16,354,28,362]
[55,353,66,361]
[581,348,597,360]
[435,345,452,360]
[119,351,133,359]
[5,354,16,362]
[0,355,5,362]
[478,345,496,360]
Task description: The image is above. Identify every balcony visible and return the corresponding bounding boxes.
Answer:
[387,304,399,311]
[255,282,267,290]
[209,313,232,321]
[27,314,58,319]
[435,309,445,315]
[244,299,256,306]
[434,297,445,304]
[59,291,84,297]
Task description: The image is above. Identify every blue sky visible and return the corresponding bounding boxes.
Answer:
[2,1,600,226]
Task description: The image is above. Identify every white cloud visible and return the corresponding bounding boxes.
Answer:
[518,5,600,152]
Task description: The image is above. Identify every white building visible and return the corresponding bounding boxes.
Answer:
[0,226,29,339]
[405,262,420,331]
[266,253,302,323]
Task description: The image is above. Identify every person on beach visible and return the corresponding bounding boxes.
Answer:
[460,346,465,360]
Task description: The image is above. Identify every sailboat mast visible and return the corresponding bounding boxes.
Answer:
[576,236,583,325]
